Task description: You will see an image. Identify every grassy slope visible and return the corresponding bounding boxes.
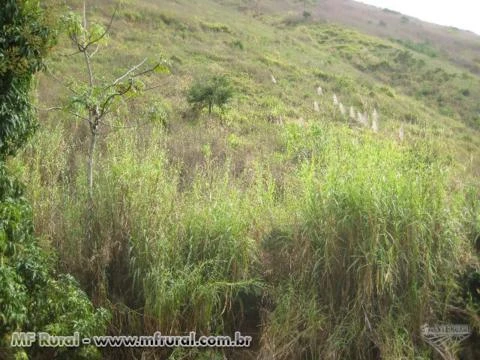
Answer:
[39,0,480,176]
[10,0,480,359]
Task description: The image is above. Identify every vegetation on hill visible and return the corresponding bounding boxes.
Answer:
[3,0,480,359]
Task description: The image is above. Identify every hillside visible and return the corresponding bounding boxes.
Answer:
[36,0,480,174]
[257,0,480,75]
[6,0,480,359]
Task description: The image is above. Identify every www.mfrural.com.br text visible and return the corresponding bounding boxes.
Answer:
[11,331,252,348]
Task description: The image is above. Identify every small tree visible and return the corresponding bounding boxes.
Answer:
[187,75,233,115]
[54,2,168,304]
[60,4,168,201]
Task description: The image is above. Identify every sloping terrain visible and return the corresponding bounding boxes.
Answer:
[235,0,480,75]
[8,0,480,359]
[37,0,480,173]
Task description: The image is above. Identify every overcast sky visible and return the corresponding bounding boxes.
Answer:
[354,0,480,35]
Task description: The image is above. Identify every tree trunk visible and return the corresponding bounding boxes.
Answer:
[86,121,107,306]
[87,127,97,201]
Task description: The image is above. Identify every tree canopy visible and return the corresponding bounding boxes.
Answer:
[0,0,57,158]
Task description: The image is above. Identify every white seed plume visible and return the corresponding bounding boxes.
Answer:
[349,106,355,119]
[356,111,362,124]
[363,113,369,127]
[271,74,277,84]
[357,111,368,127]
[314,101,320,112]
[371,108,379,133]
[398,125,404,141]
[372,108,379,123]
[339,102,346,116]
[371,117,378,132]
[333,93,338,106]
[317,86,323,96]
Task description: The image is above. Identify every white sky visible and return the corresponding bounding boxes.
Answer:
[354,0,480,35]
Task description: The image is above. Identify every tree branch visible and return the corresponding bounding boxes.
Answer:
[34,105,89,122]
[130,62,162,79]
[35,105,63,112]
[99,82,134,118]
[83,5,118,50]
[113,58,148,85]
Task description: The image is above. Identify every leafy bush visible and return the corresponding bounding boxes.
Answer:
[302,11,311,20]
[0,167,109,359]
[0,0,56,157]
[187,75,234,115]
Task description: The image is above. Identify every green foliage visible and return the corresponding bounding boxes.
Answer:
[0,167,109,359]
[144,99,171,126]
[60,7,169,123]
[0,0,56,158]
[395,39,438,58]
[187,75,234,115]
[230,39,244,50]
[33,275,110,359]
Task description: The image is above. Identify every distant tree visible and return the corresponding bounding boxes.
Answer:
[187,75,233,115]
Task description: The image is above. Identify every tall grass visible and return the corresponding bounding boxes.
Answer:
[9,117,478,359]
[11,120,271,349]
[260,123,476,359]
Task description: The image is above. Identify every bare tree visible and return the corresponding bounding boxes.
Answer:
[47,2,169,303]
[61,3,167,201]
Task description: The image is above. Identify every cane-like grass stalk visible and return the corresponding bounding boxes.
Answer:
[357,111,369,127]
[10,117,477,360]
[399,124,405,142]
[372,108,379,132]
[333,93,338,106]
[349,106,356,120]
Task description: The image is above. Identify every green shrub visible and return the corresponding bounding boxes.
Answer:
[200,21,231,33]
[187,75,234,115]
[230,39,244,50]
